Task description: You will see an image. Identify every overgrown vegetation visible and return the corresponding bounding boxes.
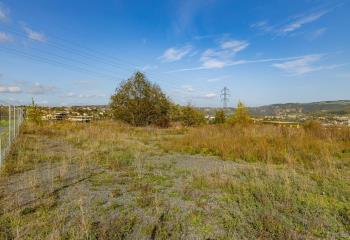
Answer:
[163,123,350,168]
[26,98,42,125]
[0,120,349,239]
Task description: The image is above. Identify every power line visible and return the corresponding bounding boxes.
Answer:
[0,46,121,81]
[221,87,230,109]
[0,26,213,99]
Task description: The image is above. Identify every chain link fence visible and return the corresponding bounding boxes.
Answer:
[0,106,25,166]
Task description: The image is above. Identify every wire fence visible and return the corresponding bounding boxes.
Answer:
[0,106,25,167]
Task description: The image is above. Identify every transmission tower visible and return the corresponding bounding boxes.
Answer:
[221,87,230,109]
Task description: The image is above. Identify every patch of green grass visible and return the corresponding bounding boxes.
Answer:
[89,172,115,187]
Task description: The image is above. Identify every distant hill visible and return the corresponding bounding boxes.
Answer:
[249,100,350,116]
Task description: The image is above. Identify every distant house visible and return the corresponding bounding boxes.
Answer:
[52,112,68,121]
[68,115,92,123]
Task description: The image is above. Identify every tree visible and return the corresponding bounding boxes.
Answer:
[227,101,251,125]
[110,71,171,127]
[181,105,205,127]
[213,110,226,124]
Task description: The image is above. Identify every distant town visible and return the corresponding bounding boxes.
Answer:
[4,100,347,126]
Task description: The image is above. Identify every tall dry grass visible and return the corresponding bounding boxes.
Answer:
[163,124,350,168]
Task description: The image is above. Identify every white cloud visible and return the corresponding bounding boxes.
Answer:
[281,11,327,33]
[182,85,195,92]
[273,54,322,75]
[0,84,22,93]
[200,49,230,69]
[160,45,192,62]
[204,93,216,99]
[0,3,8,22]
[198,39,249,69]
[141,64,158,71]
[0,32,13,43]
[64,92,106,99]
[23,26,47,42]
[272,54,348,75]
[220,40,249,53]
[27,82,55,94]
[250,21,274,33]
[167,55,324,73]
[252,10,329,36]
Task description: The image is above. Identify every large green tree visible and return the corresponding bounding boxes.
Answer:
[110,71,171,127]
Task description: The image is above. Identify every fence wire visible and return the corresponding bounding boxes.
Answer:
[0,106,25,166]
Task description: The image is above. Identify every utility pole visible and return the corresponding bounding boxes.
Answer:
[221,87,230,109]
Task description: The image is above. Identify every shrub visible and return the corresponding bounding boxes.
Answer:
[213,110,226,124]
[26,98,42,125]
[227,101,252,125]
[181,105,205,127]
[110,72,171,127]
[303,120,322,132]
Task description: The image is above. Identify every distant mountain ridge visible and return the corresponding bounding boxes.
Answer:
[249,100,350,116]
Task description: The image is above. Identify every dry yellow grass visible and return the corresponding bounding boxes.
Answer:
[162,124,350,168]
[0,121,349,239]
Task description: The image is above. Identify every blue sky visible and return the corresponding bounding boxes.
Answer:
[0,0,349,107]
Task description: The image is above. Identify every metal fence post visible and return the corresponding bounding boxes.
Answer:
[13,107,15,138]
[0,134,2,166]
[8,105,11,145]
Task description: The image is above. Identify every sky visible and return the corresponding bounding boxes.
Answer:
[0,0,349,107]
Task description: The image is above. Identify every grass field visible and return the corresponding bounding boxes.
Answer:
[0,121,349,239]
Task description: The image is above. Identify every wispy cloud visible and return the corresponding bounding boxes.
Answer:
[23,26,47,42]
[203,92,216,99]
[250,21,274,33]
[26,82,56,95]
[281,11,327,33]
[181,85,195,92]
[0,32,13,43]
[0,3,8,22]
[64,92,106,99]
[308,28,327,40]
[141,64,158,71]
[0,84,22,93]
[167,55,330,73]
[273,54,322,75]
[198,39,249,69]
[160,45,192,62]
[272,54,348,75]
[252,9,329,36]
[220,40,249,53]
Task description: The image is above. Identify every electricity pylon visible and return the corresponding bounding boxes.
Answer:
[221,87,230,109]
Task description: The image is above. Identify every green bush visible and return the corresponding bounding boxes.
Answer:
[110,72,171,127]
[181,105,205,127]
